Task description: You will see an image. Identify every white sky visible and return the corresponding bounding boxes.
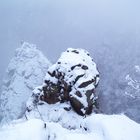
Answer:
[0,0,140,85]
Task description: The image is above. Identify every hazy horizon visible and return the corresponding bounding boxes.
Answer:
[0,0,140,83]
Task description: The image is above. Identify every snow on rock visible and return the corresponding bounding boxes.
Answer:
[0,114,140,140]
[26,102,88,130]
[27,48,99,116]
[0,42,51,123]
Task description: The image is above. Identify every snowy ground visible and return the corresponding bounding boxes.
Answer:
[0,113,140,140]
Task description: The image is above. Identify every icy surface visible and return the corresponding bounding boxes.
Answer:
[0,42,51,123]
[0,114,140,140]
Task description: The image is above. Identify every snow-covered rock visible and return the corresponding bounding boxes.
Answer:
[0,114,140,140]
[0,42,51,123]
[26,102,88,130]
[27,48,99,116]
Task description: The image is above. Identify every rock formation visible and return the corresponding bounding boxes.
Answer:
[27,48,99,116]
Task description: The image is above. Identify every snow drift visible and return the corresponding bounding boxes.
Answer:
[0,114,140,140]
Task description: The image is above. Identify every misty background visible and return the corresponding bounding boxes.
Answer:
[0,0,140,122]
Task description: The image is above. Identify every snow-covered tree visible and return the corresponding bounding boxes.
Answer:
[0,42,51,123]
[125,65,140,99]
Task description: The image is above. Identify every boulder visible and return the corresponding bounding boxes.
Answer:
[27,48,99,116]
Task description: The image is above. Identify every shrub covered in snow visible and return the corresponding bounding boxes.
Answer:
[27,48,99,116]
[0,42,51,123]
[125,65,140,99]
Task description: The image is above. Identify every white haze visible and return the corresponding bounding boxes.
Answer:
[0,0,140,121]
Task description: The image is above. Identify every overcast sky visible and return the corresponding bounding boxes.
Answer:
[0,0,140,86]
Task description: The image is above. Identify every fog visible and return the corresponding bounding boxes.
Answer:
[0,0,140,121]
